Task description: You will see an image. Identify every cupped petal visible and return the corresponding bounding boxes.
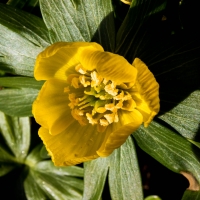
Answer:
[38,121,108,166]
[97,109,143,157]
[32,79,74,135]
[34,42,104,81]
[132,58,160,127]
[79,51,137,84]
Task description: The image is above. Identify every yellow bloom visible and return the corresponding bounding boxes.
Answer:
[120,0,132,5]
[32,42,160,166]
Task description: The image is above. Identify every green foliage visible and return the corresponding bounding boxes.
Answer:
[182,190,200,200]
[0,3,50,76]
[144,196,162,200]
[0,111,84,199]
[83,157,109,200]
[134,121,200,180]
[84,137,143,200]
[0,77,44,116]
[6,0,39,10]
[39,0,115,51]
[159,90,200,140]
[0,0,200,199]
[0,112,30,160]
[25,148,84,200]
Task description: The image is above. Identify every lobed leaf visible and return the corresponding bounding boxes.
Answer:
[0,111,30,160]
[109,136,143,200]
[0,87,39,116]
[133,121,200,186]
[159,90,200,140]
[0,3,50,76]
[181,190,200,200]
[39,0,115,51]
[0,77,44,89]
[83,157,109,200]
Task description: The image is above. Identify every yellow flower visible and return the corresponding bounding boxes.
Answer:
[32,42,160,166]
[120,0,132,5]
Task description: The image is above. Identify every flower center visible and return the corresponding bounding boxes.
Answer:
[65,64,136,132]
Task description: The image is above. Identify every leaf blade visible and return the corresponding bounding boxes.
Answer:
[40,0,115,51]
[109,136,143,200]
[83,157,109,200]
[133,121,200,185]
[0,3,50,76]
[0,111,30,160]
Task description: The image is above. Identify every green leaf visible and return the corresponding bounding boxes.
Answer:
[181,190,200,200]
[0,87,39,116]
[133,121,200,185]
[188,140,200,149]
[144,196,162,200]
[24,170,48,200]
[0,143,17,176]
[0,145,16,163]
[115,0,167,58]
[0,77,43,116]
[39,145,50,159]
[40,0,115,51]
[25,144,44,166]
[35,161,84,178]
[83,157,109,200]
[109,136,143,200]
[32,171,83,200]
[24,145,84,200]
[0,163,16,177]
[159,90,200,140]
[0,77,44,89]
[0,3,50,76]
[7,0,39,11]
[0,111,30,160]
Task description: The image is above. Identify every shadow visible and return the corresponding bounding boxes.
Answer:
[91,0,200,182]
[0,166,27,200]
[91,0,200,116]
[134,138,189,200]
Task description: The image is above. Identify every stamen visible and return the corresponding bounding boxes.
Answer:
[100,119,109,126]
[103,78,109,85]
[105,103,117,112]
[104,113,115,124]
[91,71,103,87]
[114,91,124,100]
[79,75,91,87]
[78,96,95,107]
[86,113,98,125]
[68,93,79,109]
[64,86,70,93]
[105,81,118,96]
[75,64,87,74]
[96,107,106,113]
[68,66,136,130]
[71,77,81,88]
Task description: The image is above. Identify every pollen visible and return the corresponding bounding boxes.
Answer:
[67,64,136,132]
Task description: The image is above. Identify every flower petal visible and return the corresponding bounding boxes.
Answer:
[132,58,160,127]
[34,42,104,81]
[79,51,137,84]
[38,121,107,166]
[97,109,143,156]
[32,79,74,135]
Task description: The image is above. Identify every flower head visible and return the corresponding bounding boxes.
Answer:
[32,42,159,166]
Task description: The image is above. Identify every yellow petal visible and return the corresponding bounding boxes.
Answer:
[79,51,137,84]
[97,109,143,156]
[38,121,107,166]
[32,79,74,135]
[34,42,104,81]
[132,58,160,127]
